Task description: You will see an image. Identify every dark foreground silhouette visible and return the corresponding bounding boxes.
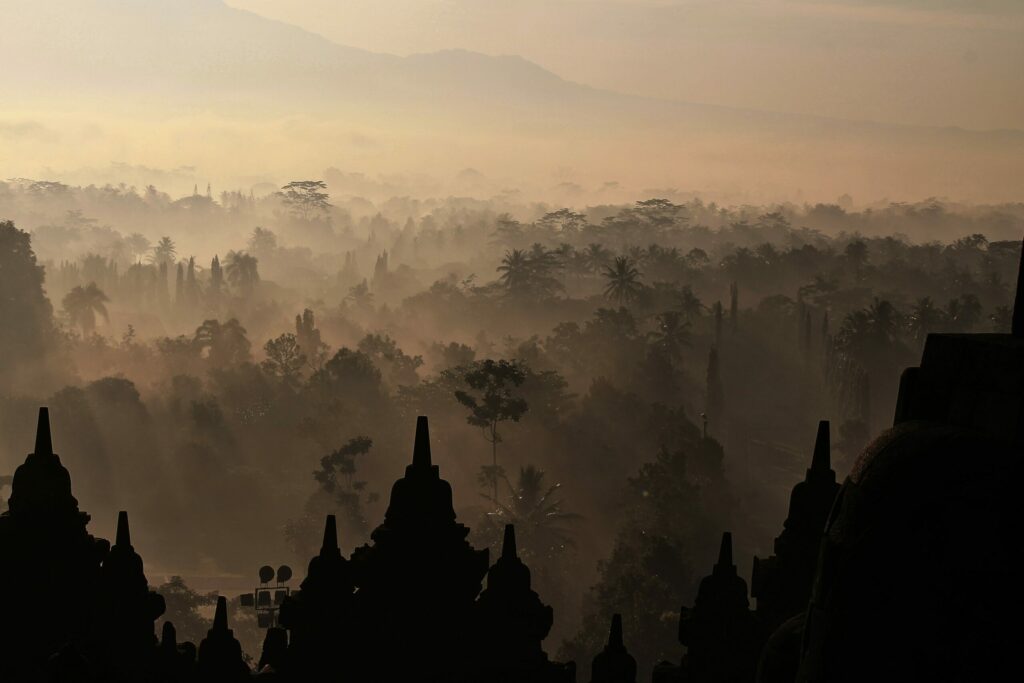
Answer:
[3,242,1024,681]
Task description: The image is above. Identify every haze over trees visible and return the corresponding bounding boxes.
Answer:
[1,177,1022,668]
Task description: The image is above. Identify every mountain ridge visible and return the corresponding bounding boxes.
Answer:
[3,0,1021,136]
[2,0,1022,203]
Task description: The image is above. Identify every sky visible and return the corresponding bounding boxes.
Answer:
[228,0,1024,131]
[1,0,1022,203]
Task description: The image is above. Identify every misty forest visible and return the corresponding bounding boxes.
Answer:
[2,0,1023,681]
[2,175,1022,675]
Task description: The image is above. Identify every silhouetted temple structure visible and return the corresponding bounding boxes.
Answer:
[791,329,1024,679]
[0,411,580,681]
[669,532,761,683]
[762,241,1024,681]
[651,420,837,683]
[198,597,249,683]
[97,510,167,678]
[159,620,197,683]
[345,415,491,681]
[277,514,354,680]
[748,420,840,682]
[751,421,839,637]
[590,614,636,683]
[471,524,575,682]
[0,408,137,681]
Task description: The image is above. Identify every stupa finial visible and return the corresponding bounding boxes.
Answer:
[34,407,53,456]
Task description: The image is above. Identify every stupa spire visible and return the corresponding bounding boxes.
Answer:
[501,524,517,560]
[811,420,831,473]
[213,596,228,633]
[321,514,339,555]
[608,613,624,650]
[34,407,53,456]
[716,532,734,571]
[115,510,131,548]
[412,415,431,468]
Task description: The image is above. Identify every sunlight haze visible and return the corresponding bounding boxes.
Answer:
[1,0,1022,202]
[228,0,1024,130]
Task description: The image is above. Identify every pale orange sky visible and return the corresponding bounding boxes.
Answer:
[2,0,1022,203]
[228,0,1024,131]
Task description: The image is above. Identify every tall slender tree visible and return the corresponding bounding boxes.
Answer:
[651,311,692,363]
[174,262,185,308]
[453,359,530,500]
[729,281,739,331]
[208,255,224,309]
[185,257,199,309]
[706,346,724,434]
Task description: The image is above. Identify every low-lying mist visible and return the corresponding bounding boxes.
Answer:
[1,177,1022,663]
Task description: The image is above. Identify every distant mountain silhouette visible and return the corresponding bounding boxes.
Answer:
[1,0,593,109]
[3,0,1023,201]
[5,0,1021,136]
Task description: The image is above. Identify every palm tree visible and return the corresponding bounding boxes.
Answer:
[837,298,904,370]
[651,310,692,361]
[150,236,176,265]
[583,243,612,274]
[483,465,579,563]
[524,243,564,298]
[603,256,643,305]
[866,298,900,343]
[62,282,109,334]
[626,245,646,266]
[676,286,704,322]
[528,243,560,272]
[908,297,944,342]
[565,250,591,282]
[496,249,532,295]
[225,250,260,298]
[946,294,983,332]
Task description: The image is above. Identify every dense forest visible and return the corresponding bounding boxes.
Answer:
[2,177,1022,670]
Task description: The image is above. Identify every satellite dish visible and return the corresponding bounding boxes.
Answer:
[277,565,293,584]
[258,565,275,583]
